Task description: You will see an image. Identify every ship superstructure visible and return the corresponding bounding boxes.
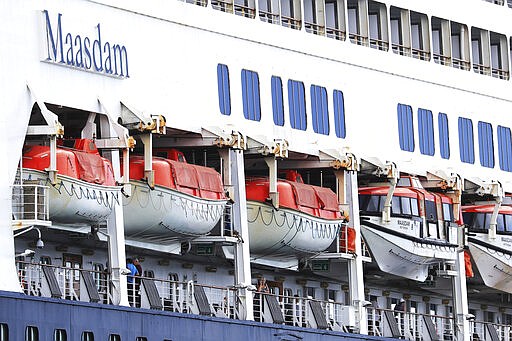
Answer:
[1,0,512,340]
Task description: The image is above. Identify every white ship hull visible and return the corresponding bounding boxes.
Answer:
[123,180,227,243]
[468,235,512,294]
[247,200,342,256]
[21,169,120,225]
[361,217,457,281]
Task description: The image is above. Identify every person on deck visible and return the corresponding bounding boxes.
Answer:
[126,258,139,306]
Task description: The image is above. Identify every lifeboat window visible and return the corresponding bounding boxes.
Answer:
[241,69,261,121]
[401,197,412,215]
[0,323,8,341]
[311,85,329,135]
[497,126,512,172]
[54,329,67,341]
[391,196,401,214]
[478,121,495,168]
[458,117,475,164]
[418,108,435,156]
[368,1,388,51]
[81,331,94,341]
[442,203,453,222]
[366,195,381,212]
[397,177,411,187]
[271,76,284,126]
[411,198,419,216]
[497,214,505,232]
[333,90,346,138]
[506,215,512,232]
[438,113,450,159]
[217,64,231,116]
[425,200,437,222]
[397,104,414,152]
[25,326,38,341]
[473,213,486,229]
[288,80,307,131]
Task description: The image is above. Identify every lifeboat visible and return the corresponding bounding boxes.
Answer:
[463,204,512,293]
[245,171,344,256]
[21,139,120,225]
[122,149,227,244]
[359,176,458,281]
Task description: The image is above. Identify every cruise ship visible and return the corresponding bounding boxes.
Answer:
[1,0,512,339]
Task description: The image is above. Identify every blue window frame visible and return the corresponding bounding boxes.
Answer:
[478,121,494,168]
[497,125,512,172]
[241,69,261,121]
[333,90,346,138]
[397,104,414,152]
[438,113,450,159]
[217,64,231,115]
[458,117,475,164]
[288,80,306,130]
[271,76,284,126]
[418,108,434,156]
[310,85,329,135]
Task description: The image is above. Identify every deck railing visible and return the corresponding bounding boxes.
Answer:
[369,37,389,51]
[304,21,325,36]
[11,184,50,227]
[258,10,279,24]
[349,32,368,46]
[326,27,345,41]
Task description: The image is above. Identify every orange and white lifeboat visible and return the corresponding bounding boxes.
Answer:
[463,204,512,293]
[122,149,227,244]
[245,171,343,256]
[21,139,120,225]
[359,176,459,281]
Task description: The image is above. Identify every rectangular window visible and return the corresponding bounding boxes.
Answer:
[54,329,67,341]
[217,64,231,115]
[241,69,261,121]
[288,80,306,130]
[271,76,284,126]
[0,323,8,341]
[397,104,414,152]
[478,121,494,168]
[108,335,121,341]
[458,117,475,164]
[498,125,512,172]
[310,85,329,135]
[81,331,94,341]
[438,113,450,159]
[418,108,434,156]
[333,90,346,138]
[25,326,38,341]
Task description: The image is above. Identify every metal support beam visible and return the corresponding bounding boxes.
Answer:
[452,249,470,341]
[264,157,279,208]
[140,134,154,189]
[376,163,398,224]
[226,149,253,320]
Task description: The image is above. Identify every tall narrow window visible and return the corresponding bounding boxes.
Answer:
[397,104,414,152]
[498,126,512,172]
[271,76,284,126]
[108,335,121,341]
[458,117,475,164]
[217,64,231,115]
[241,69,261,121]
[288,80,306,130]
[81,331,94,341]
[478,121,494,168]
[25,326,38,341]
[310,85,329,135]
[418,108,434,156]
[438,113,450,159]
[333,89,346,138]
[54,329,67,341]
[0,323,8,341]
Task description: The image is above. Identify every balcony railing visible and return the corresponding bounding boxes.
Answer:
[304,21,325,36]
[473,63,492,76]
[234,2,256,18]
[211,0,234,13]
[349,32,369,46]
[433,53,451,66]
[258,10,279,24]
[392,43,411,57]
[492,67,510,80]
[411,48,431,61]
[281,15,301,30]
[453,57,471,71]
[369,37,389,51]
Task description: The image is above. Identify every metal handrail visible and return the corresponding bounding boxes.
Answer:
[258,9,279,24]
[326,27,345,41]
[349,32,369,46]
[369,38,389,51]
[392,43,411,56]
[234,2,256,18]
[304,21,325,36]
[281,15,301,30]
[433,53,451,66]
[411,48,431,61]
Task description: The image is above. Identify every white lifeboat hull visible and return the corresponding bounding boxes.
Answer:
[247,200,342,256]
[21,169,120,225]
[123,180,227,243]
[468,234,512,294]
[361,216,458,281]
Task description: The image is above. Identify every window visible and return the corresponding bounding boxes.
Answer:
[54,329,67,341]
[0,323,8,341]
[368,1,389,51]
[325,0,346,41]
[443,203,454,222]
[497,126,512,171]
[390,6,410,56]
[25,326,38,341]
[304,0,326,35]
[241,69,261,121]
[136,338,147,341]
[347,0,369,45]
[451,21,470,71]
[144,270,154,278]
[310,85,329,135]
[478,121,494,168]
[81,331,94,341]
[410,11,430,61]
[458,117,475,164]
[333,90,346,138]
[472,27,490,75]
[108,335,121,341]
[397,104,414,152]
[288,80,306,130]
[438,113,450,159]
[418,109,434,156]
[217,64,231,115]
[271,76,284,126]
